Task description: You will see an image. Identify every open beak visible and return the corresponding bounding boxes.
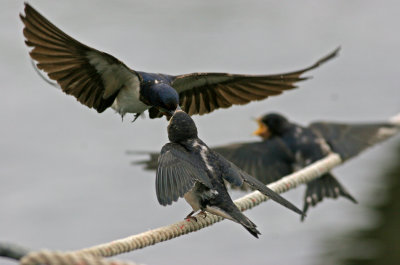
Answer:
[252,118,270,139]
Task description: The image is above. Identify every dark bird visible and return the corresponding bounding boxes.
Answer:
[134,113,400,219]
[157,110,304,237]
[20,3,339,121]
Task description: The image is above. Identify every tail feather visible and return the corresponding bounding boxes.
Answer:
[302,173,357,221]
[244,224,261,238]
[206,205,261,238]
[233,164,305,218]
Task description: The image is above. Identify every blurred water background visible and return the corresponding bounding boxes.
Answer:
[1,1,399,264]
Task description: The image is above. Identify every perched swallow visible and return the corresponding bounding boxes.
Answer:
[20,3,339,121]
[134,113,399,219]
[157,110,304,237]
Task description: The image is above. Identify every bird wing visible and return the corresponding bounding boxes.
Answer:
[214,151,304,216]
[309,121,400,160]
[131,139,295,188]
[130,151,159,170]
[20,3,139,113]
[168,48,339,116]
[156,143,213,206]
[213,140,295,188]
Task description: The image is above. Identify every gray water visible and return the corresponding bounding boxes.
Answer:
[1,1,399,264]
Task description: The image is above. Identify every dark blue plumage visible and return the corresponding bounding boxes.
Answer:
[134,113,399,219]
[21,3,339,121]
[253,113,357,219]
[156,110,304,237]
[138,72,179,118]
[234,113,399,219]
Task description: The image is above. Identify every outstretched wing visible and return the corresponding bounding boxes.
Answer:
[132,139,295,189]
[156,143,212,206]
[20,3,139,113]
[214,151,304,216]
[309,121,399,161]
[169,48,340,116]
[130,151,159,170]
[214,139,295,188]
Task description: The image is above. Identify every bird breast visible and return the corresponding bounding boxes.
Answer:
[192,140,215,173]
[111,76,148,116]
[184,190,202,212]
[184,184,219,211]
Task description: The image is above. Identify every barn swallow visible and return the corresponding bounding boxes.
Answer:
[157,110,304,237]
[20,3,339,121]
[134,113,399,219]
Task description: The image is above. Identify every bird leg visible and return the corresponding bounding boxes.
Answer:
[184,210,208,222]
[185,211,198,222]
[198,211,207,219]
[131,113,141,123]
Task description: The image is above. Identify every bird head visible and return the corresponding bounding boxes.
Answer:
[167,110,198,143]
[143,82,179,118]
[253,113,290,139]
[157,83,179,117]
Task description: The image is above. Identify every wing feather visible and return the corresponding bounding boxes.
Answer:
[171,48,340,116]
[213,149,303,216]
[213,139,295,189]
[156,143,212,206]
[136,139,295,191]
[20,3,139,113]
[309,121,399,160]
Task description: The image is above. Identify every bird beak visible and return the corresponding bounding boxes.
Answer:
[165,106,181,121]
[252,118,270,139]
[165,110,174,121]
[172,106,183,115]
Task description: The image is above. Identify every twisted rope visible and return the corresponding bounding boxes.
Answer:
[20,251,140,265]
[19,113,400,265]
[85,154,342,258]
[21,154,341,265]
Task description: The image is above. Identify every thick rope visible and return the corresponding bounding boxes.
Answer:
[80,154,342,258]
[20,251,140,265]
[19,113,400,265]
[21,154,341,265]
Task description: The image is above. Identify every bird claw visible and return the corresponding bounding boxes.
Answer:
[185,216,198,222]
[185,211,197,222]
[198,211,207,219]
[185,211,207,222]
[131,113,141,123]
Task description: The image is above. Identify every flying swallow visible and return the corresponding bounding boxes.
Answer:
[20,3,339,121]
[134,113,399,219]
[157,110,304,237]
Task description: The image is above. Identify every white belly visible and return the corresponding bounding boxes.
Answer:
[184,190,201,212]
[111,76,149,116]
[86,51,148,116]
